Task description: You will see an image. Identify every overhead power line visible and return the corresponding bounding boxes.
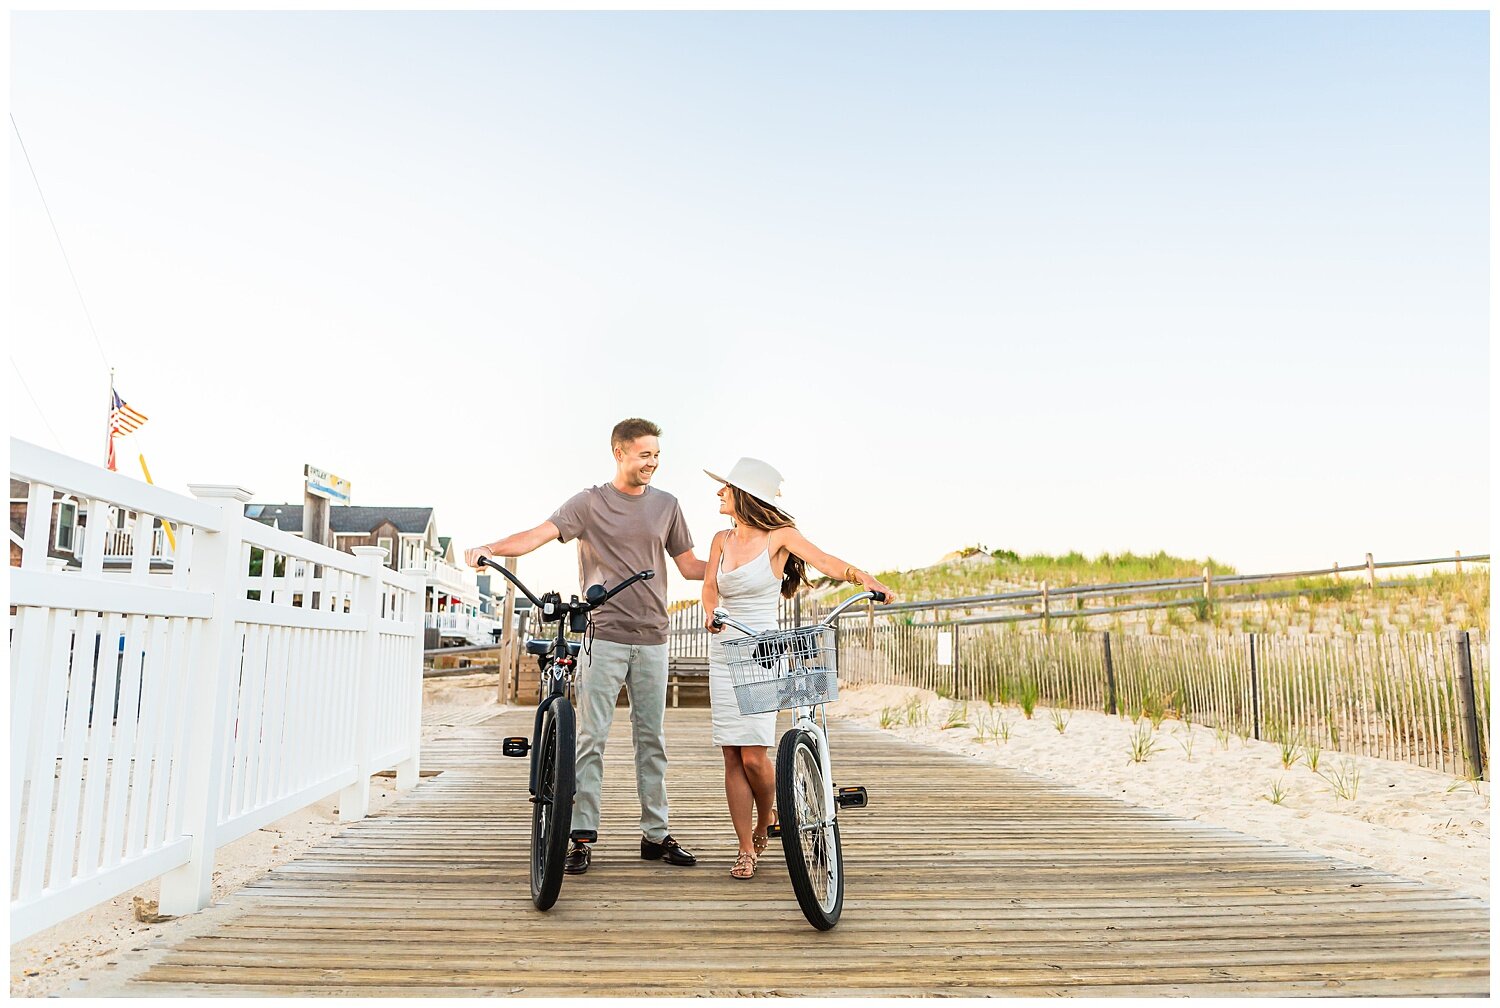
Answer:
[10,113,112,373]
[10,357,66,450]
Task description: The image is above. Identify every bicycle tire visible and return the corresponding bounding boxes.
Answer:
[775,728,844,930]
[530,699,575,911]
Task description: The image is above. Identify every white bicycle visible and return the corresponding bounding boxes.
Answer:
[711,590,884,930]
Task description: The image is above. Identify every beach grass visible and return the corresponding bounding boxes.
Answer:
[1127,723,1161,764]
[1319,758,1362,800]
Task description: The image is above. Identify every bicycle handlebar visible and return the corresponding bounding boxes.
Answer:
[823,590,887,623]
[476,556,655,615]
[710,590,887,634]
[476,556,548,608]
[594,568,656,608]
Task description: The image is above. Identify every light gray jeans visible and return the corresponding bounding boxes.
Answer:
[570,639,671,842]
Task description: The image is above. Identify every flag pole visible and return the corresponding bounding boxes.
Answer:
[137,453,178,551]
[106,368,116,470]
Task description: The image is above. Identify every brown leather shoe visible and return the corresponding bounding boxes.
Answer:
[640,834,697,866]
[563,842,591,875]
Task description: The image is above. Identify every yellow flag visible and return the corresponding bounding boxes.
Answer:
[137,454,178,552]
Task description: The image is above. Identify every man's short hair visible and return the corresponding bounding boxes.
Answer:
[611,418,662,451]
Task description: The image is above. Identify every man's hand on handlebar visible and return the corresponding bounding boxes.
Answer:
[464,545,494,570]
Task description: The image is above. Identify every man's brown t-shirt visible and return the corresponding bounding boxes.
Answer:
[548,484,693,646]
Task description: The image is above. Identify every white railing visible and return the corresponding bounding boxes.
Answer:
[9,438,424,942]
[73,522,174,563]
[410,556,481,595]
[102,524,171,562]
[425,612,500,646]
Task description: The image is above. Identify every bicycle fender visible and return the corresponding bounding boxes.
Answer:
[529,693,568,796]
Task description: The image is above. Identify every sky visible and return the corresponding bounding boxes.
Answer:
[8,11,1490,602]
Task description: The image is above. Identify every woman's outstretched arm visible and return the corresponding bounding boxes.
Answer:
[771,527,896,603]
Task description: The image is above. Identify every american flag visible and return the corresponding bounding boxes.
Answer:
[110,389,148,435]
[107,387,147,471]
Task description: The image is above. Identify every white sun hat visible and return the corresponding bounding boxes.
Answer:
[704,457,793,519]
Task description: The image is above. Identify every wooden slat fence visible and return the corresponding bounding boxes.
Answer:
[669,578,1489,779]
[827,621,1489,778]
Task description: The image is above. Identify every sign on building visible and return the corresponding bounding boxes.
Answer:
[305,465,351,504]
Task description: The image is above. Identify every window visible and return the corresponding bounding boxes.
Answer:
[377,536,393,563]
[55,501,77,552]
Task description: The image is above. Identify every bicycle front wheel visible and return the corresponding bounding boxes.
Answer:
[776,728,843,930]
[530,699,575,911]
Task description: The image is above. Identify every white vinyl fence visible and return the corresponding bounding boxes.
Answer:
[9,438,424,942]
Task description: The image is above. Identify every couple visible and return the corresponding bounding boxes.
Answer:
[465,417,894,881]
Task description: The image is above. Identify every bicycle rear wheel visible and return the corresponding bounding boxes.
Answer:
[776,728,843,930]
[530,699,575,910]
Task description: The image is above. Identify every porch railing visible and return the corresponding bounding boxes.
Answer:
[425,612,500,645]
[73,522,174,564]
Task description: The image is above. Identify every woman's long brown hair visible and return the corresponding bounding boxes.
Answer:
[725,486,808,598]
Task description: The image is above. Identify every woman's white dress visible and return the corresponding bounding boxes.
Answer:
[708,545,781,747]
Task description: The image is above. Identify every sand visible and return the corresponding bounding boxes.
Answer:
[9,672,513,998]
[832,683,1490,901]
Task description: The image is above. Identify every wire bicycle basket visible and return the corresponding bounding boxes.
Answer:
[722,623,839,715]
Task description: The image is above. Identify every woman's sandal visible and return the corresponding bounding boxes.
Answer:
[730,852,757,879]
[752,807,778,857]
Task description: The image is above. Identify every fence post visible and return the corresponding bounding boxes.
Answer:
[1249,632,1261,741]
[1365,552,1375,589]
[1455,550,1462,575]
[1456,631,1485,780]
[157,484,252,916]
[1042,581,1050,631]
[339,546,388,822]
[1102,631,1117,715]
[398,568,423,791]
[496,556,517,705]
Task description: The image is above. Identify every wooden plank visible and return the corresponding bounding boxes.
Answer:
[67,709,1489,998]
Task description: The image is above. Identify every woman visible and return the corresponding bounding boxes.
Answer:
[702,457,896,879]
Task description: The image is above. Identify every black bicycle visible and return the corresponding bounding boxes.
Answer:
[476,556,654,910]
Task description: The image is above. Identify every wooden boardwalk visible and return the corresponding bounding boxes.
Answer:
[73,709,1489,997]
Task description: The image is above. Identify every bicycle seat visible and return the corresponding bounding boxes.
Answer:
[526,638,582,659]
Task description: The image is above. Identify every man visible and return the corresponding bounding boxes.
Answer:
[466,418,707,875]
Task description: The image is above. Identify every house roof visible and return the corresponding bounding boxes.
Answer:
[246,504,434,536]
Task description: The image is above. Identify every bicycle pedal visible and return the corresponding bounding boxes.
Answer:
[502,736,530,757]
[836,786,869,809]
[767,823,782,838]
